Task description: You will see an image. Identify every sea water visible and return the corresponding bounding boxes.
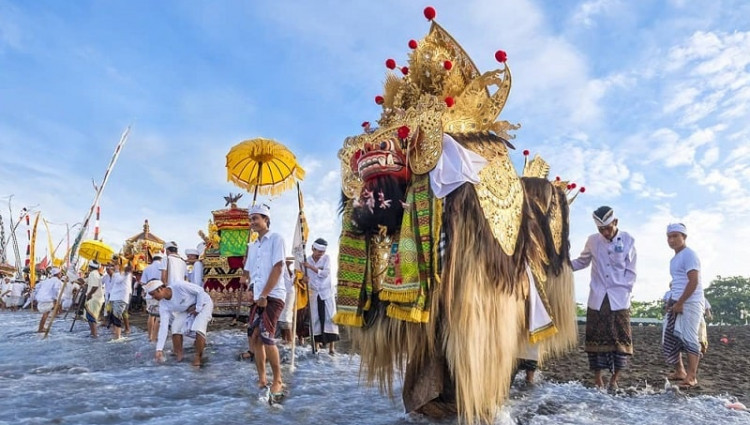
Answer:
[0,311,747,425]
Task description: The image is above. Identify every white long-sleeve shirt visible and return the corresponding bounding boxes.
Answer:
[187,260,204,286]
[157,280,211,351]
[109,272,130,302]
[305,254,334,300]
[34,277,63,303]
[571,230,637,311]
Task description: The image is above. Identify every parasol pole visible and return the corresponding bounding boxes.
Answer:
[236,162,263,322]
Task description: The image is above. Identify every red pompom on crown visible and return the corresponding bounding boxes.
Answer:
[401,66,409,75]
[523,149,530,156]
[580,187,586,193]
[375,95,384,105]
[385,59,397,70]
[444,97,455,107]
[443,60,453,70]
[361,121,370,128]
[397,125,410,139]
[495,50,508,63]
[408,39,418,49]
[566,184,572,190]
[555,176,561,181]
[570,183,577,189]
[424,6,436,21]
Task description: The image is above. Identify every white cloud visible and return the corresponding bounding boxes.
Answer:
[571,0,621,27]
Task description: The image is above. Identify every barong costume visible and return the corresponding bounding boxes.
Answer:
[307,242,339,344]
[154,280,213,351]
[663,223,704,363]
[244,220,286,346]
[571,207,636,372]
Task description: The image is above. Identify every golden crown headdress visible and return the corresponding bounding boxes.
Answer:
[339,6,520,198]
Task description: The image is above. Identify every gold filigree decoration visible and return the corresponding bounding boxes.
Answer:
[473,154,524,256]
[549,191,564,255]
[338,136,366,199]
[523,154,550,179]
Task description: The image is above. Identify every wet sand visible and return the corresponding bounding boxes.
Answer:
[541,324,750,402]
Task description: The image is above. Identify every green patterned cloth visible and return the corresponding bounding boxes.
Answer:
[220,229,249,257]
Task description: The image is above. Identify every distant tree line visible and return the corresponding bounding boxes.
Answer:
[576,276,750,325]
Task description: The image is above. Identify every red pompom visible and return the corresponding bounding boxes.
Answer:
[555,176,561,181]
[385,59,397,70]
[523,149,530,156]
[443,60,453,70]
[580,187,586,193]
[495,50,508,63]
[444,97,455,107]
[401,66,409,75]
[424,6,436,21]
[397,125,410,139]
[570,183,577,189]
[566,184,572,190]
[361,121,370,128]
[408,39,418,49]
[375,95,384,105]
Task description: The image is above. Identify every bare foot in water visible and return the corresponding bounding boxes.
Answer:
[669,372,687,380]
[270,381,284,394]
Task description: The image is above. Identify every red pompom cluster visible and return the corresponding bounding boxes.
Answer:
[445,97,455,107]
[397,125,410,139]
[375,95,384,105]
[408,39,418,49]
[523,149,530,156]
[385,59,397,70]
[361,121,370,128]
[424,6,436,21]
[401,66,409,75]
[495,50,508,63]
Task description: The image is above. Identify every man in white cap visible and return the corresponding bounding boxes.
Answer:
[186,248,203,286]
[84,261,105,338]
[303,238,339,354]
[663,223,704,389]
[139,253,164,342]
[161,241,187,285]
[571,206,637,389]
[34,267,63,333]
[144,278,213,367]
[241,203,287,398]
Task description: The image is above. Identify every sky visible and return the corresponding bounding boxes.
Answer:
[1,0,749,304]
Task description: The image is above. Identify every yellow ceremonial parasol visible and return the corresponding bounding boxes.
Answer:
[78,239,115,262]
[226,138,305,203]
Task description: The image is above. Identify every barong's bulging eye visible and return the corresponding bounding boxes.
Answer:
[380,141,388,150]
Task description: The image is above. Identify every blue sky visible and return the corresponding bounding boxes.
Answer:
[1,0,749,303]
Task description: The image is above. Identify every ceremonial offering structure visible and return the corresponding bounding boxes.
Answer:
[334,7,583,424]
[121,220,165,272]
[199,195,252,317]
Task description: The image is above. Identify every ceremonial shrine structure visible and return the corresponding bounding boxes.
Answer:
[199,196,252,317]
[121,220,165,272]
[333,7,583,424]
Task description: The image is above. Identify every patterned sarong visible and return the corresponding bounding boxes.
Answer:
[585,295,633,355]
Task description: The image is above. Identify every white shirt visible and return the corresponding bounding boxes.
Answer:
[157,280,212,351]
[306,254,334,300]
[86,270,104,303]
[102,273,113,301]
[163,255,187,285]
[61,280,79,301]
[35,276,62,303]
[187,260,204,286]
[669,246,703,304]
[244,232,286,301]
[140,260,163,300]
[109,272,130,302]
[10,281,25,297]
[571,230,637,310]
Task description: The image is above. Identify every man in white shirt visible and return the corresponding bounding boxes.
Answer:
[101,264,115,326]
[35,267,63,333]
[108,265,131,340]
[571,206,637,389]
[161,241,187,285]
[84,261,105,338]
[303,238,339,354]
[144,278,213,367]
[186,249,204,286]
[241,203,286,399]
[140,253,164,342]
[663,223,704,389]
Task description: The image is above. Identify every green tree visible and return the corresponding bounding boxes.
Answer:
[630,300,664,320]
[704,276,750,325]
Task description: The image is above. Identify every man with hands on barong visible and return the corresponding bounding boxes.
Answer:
[571,206,637,390]
[663,223,705,389]
[145,278,213,367]
[84,261,105,338]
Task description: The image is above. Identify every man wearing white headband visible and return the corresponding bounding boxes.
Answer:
[303,238,339,354]
[663,222,704,389]
[161,241,187,285]
[34,267,63,333]
[241,202,287,399]
[185,248,203,286]
[572,206,637,390]
[84,261,104,338]
[139,253,164,342]
[146,278,214,367]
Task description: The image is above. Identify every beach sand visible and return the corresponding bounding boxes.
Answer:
[541,324,749,402]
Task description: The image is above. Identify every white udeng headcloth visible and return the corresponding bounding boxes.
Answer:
[312,240,327,251]
[592,206,616,227]
[143,279,164,294]
[667,223,687,235]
